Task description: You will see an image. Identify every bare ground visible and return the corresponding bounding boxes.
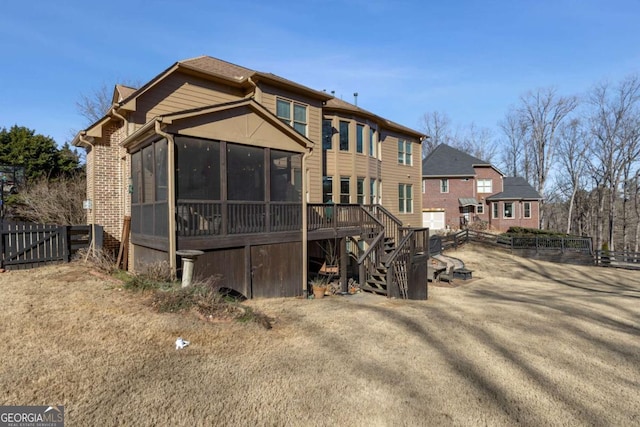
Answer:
[1,244,639,426]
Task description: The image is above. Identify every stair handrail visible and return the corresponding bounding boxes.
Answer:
[356,207,385,265]
[364,204,403,244]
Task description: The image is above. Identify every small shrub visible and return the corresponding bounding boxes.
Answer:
[73,247,117,273]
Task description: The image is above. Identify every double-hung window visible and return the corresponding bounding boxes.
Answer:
[477,179,492,193]
[504,202,514,219]
[357,178,364,204]
[398,140,412,165]
[340,177,350,203]
[524,202,531,218]
[276,98,307,136]
[440,179,449,193]
[398,184,413,213]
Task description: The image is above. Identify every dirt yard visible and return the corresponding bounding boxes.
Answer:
[1,244,639,426]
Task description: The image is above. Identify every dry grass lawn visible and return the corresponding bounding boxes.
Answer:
[1,244,639,426]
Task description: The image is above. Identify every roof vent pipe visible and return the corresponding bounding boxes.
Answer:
[353,92,358,106]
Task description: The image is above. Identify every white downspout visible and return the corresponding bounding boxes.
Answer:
[154,119,178,278]
[79,132,97,258]
[302,146,313,298]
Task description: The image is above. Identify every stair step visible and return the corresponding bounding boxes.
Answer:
[367,277,386,286]
[361,283,388,295]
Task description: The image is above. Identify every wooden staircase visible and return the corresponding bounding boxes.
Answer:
[361,236,397,295]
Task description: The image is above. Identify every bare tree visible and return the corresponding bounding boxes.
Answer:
[556,118,590,234]
[460,122,498,164]
[498,110,529,178]
[76,83,113,125]
[13,174,87,224]
[587,76,640,250]
[420,111,454,158]
[516,88,578,228]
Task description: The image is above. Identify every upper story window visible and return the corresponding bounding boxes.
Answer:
[440,178,449,193]
[398,140,412,165]
[339,121,349,151]
[322,119,333,150]
[277,98,307,136]
[369,128,376,157]
[477,179,493,193]
[356,124,364,154]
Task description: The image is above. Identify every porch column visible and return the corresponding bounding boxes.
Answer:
[340,236,348,293]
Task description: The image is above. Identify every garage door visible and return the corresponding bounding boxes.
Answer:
[422,211,445,230]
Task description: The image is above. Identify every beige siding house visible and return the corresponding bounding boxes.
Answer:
[74,56,426,299]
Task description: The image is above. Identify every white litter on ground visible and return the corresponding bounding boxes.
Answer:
[175,337,190,350]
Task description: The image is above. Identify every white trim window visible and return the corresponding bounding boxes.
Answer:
[440,178,449,193]
[398,139,412,165]
[524,201,531,218]
[398,184,413,213]
[476,204,484,214]
[504,202,514,219]
[276,98,307,136]
[492,202,499,219]
[477,179,493,193]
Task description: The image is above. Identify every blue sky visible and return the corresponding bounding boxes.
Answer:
[1,0,639,147]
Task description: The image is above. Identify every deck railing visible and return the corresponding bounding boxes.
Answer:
[177,201,368,237]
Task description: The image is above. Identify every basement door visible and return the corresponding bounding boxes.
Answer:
[250,242,302,298]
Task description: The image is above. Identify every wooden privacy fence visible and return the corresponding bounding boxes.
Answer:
[0,222,103,270]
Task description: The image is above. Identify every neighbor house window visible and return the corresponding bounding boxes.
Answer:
[440,179,449,193]
[398,184,413,213]
[476,204,484,214]
[277,98,307,136]
[369,128,376,157]
[356,124,364,153]
[340,177,350,203]
[322,119,333,150]
[322,176,333,203]
[492,202,499,219]
[398,140,412,165]
[357,177,364,204]
[270,149,302,202]
[477,179,493,193]
[524,202,531,218]
[339,121,349,151]
[504,202,514,219]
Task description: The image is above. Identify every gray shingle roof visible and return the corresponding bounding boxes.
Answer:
[422,144,492,176]
[487,177,542,200]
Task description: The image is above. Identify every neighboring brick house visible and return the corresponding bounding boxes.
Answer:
[421,144,542,232]
[73,56,425,298]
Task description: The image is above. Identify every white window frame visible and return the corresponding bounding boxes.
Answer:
[492,202,499,219]
[477,179,493,193]
[398,139,412,165]
[440,178,449,193]
[276,98,307,136]
[504,202,514,219]
[476,204,484,214]
[523,201,531,218]
[398,183,413,214]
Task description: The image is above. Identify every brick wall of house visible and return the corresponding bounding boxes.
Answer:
[489,200,540,231]
[422,177,475,230]
[473,167,503,227]
[89,122,126,254]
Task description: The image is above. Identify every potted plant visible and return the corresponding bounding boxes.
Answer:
[310,277,329,299]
